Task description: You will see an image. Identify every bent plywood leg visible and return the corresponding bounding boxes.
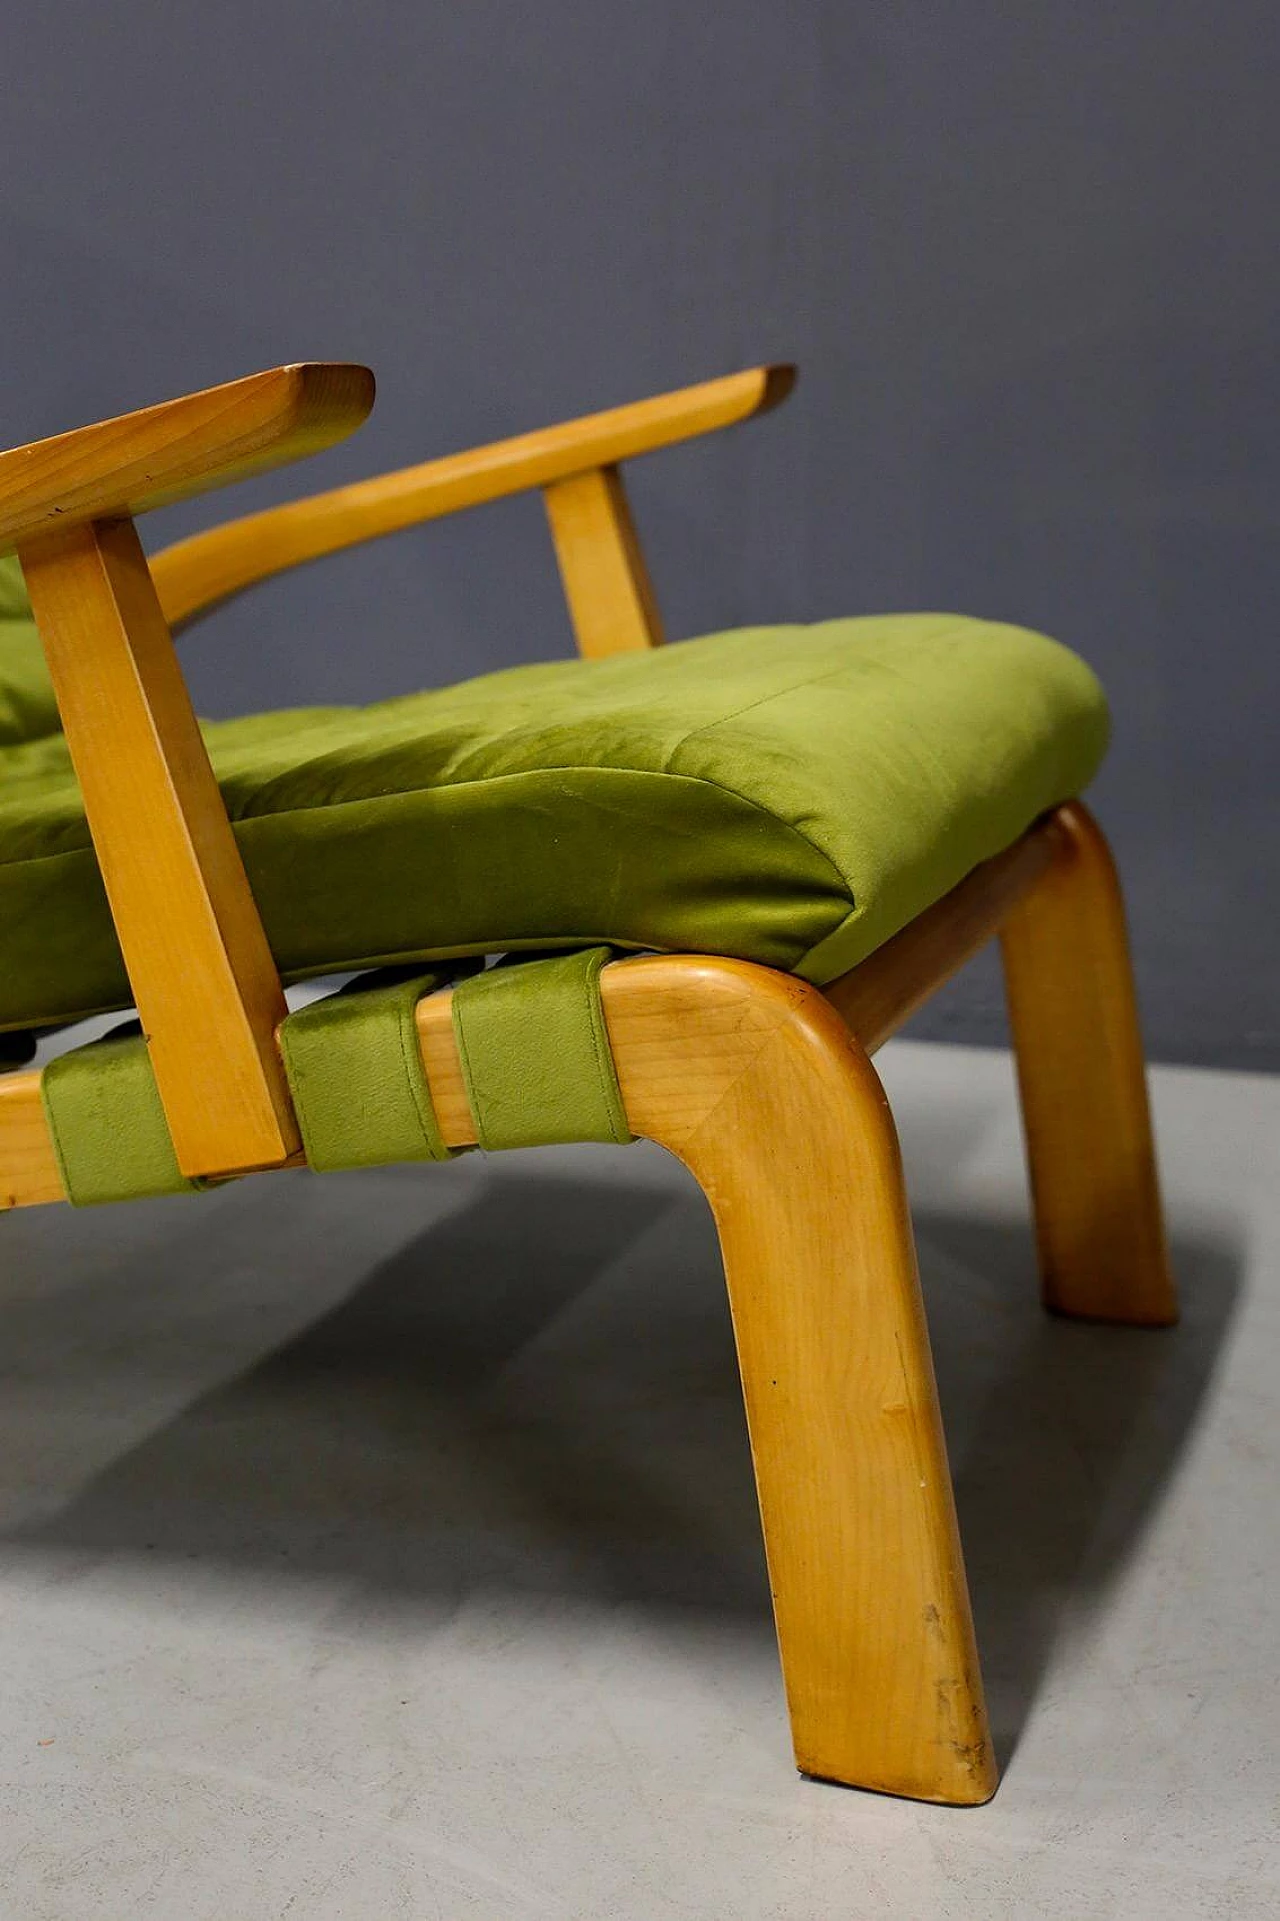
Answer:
[1000,802,1177,1326]
[604,957,996,1805]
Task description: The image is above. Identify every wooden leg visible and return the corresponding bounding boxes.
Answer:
[604,958,997,1805]
[1000,802,1177,1326]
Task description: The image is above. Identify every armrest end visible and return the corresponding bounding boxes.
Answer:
[756,363,798,416]
[0,362,375,553]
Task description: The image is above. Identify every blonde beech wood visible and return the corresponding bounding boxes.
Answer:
[613,961,994,1800]
[543,465,665,656]
[19,518,300,1179]
[823,818,1060,1053]
[150,365,795,632]
[606,958,995,1801]
[0,363,373,554]
[1000,803,1176,1325]
[0,1070,66,1207]
[648,965,994,1802]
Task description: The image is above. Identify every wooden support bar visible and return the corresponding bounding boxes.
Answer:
[542,464,665,657]
[822,819,1060,1053]
[19,518,300,1178]
[0,813,1063,1207]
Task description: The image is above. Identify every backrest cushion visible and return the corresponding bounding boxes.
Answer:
[0,554,61,743]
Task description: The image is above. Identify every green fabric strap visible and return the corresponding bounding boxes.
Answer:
[40,950,630,1203]
[40,1032,203,1205]
[277,966,461,1172]
[451,947,632,1151]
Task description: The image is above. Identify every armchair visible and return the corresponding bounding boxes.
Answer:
[0,361,1174,1804]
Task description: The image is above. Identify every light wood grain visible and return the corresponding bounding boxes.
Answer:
[0,1071,65,1207]
[543,465,664,656]
[150,365,795,632]
[1000,803,1177,1325]
[612,957,995,1802]
[19,518,300,1178]
[413,950,800,1149]
[0,363,373,554]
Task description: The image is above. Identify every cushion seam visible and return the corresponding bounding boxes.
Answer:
[37,1071,75,1197]
[660,620,980,766]
[0,765,855,907]
[396,987,439,1155]
[451,992,488,1151]
[584,949,631,1144]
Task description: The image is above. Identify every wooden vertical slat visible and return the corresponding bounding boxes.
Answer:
[19,517,300,1178]
[542,464,665,658]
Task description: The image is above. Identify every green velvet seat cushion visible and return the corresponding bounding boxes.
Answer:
[0,594,1108,1032]
[0,555,62,745]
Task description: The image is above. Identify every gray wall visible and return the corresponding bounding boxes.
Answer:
[2,2,1276,1068]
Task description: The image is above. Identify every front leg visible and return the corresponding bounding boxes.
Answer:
[605,958,997,1804]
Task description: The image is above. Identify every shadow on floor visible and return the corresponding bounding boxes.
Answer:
[918,1215,1241,1760]
[5,1168,1242,1764]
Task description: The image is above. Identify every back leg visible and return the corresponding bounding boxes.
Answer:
[1000,803,1177,1325]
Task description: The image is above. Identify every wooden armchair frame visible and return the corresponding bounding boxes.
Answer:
[0,363,1175,1805]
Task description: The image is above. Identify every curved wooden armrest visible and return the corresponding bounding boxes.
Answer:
[150,363,795,631]
[0,363,374,555]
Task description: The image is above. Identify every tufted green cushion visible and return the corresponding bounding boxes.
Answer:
[0,555,61,744]
[0,588,1108,1032]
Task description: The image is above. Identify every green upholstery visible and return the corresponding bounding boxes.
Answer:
[0,555,61,745]
[0,553,1108,1032]
[278,964,466,1172]
[40,1027,204,1204]
[45,951,628,1201]
[452,947,632,1150]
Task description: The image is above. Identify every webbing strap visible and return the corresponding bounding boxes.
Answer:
[277,965,467,1172]
[451,947,632,1150]
[41,1028,204,1205]
[41,950,632,1204]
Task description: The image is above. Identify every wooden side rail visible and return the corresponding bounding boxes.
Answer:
[0,808,1066,1205]
[149,364,795,651]
[542,465,665,658]
[823,819,1060,1051]
[6,364,375,1178]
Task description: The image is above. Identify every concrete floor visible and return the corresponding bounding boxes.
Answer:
[1,1037,1277,1919]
